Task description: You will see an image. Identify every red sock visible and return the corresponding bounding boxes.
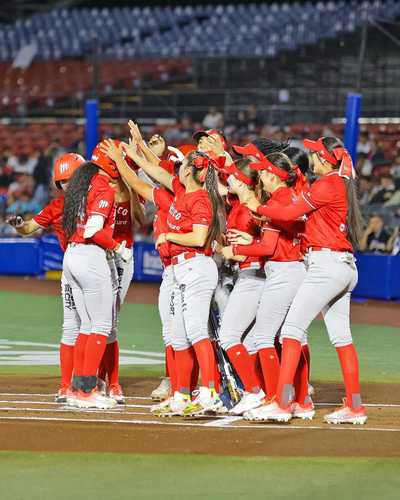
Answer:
[59,343,74,388]
[226,344,260,393]
[252,353,266,393]
[105,341,120,386]
[294,352,309,405]
[258,347,280,399]
[165,345,177,393]
[82,333,107,377]
[302,344,311,380]
[73,333,89,376]
[190,357,199,394]
[193,338,218,389]
[276,338,302,408]
[175,347,196,394]
[336,344,362,409]
[98,354,107,382]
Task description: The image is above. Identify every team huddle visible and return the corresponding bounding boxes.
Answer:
[7,121,367,425]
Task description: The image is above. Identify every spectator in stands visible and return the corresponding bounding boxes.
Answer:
[369,174,396,204]
[7,152,38,176]
[358,176,374,206]
[357,152,373,176]
[246,104,262,132]
[390,154,400,184]
[6,190,41,216]
[179,114,194,141]
[202,106,224,129]
[371,140,386,167]
[357,130,374,156]
[359,214,392,253]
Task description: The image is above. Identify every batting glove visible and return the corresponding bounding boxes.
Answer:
[115,240,133,263]
[7,215,24,228]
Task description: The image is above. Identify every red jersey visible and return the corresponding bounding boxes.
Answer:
[256,172,353,252]
[166,176,212,258]
[69,174,116,245]
[235,186,302,262]
[34,194,67,250]
[227,195,262,269]
[113,200,133,248]
[153,187,174,267]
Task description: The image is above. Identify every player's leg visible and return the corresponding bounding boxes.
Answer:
[219,270,264,392]
[65,245,115,409]
[322,265,366,424]
[152,266,175,401]
[56,272,81,402]
[260,252,358,421]
[173,256,221,415]
[252,262,306,400]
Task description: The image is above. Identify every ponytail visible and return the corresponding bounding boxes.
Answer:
[63,161,99,239]
[321,137,364,250]
[189,151,226,249]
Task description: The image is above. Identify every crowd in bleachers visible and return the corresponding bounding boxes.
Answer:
[1,112,400,253]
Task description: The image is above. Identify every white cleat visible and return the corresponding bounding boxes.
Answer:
[229,390,266,416]
[109,384,125,405]
[308,383,315,396]
[291,401,315,420]
[151,397,172,413]
[243,401,292,423]
[74,389,117,410]
[324,399,367,425]
[151,377,171,401]
[155,391,191,417]
[183,387,222,417]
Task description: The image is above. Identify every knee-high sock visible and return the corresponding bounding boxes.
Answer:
[250,353,266,393]
[190,356,200,394]
[193,338,218,390]
[175,347,196,395]
[258,347,280,399]
[226,344,261,393]
[82,333,107,377]
[294,351,309,405]
[276,338,302,408]
[73,333,89,376]
[103,340,120,386]
[59,343,74,388]
[336,344,362,409]
[165,345,177,394]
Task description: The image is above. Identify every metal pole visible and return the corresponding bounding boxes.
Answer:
[85,99,99,158]
[344,93,362,165]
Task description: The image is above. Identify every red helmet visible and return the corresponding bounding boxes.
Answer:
[91,140,120,179]
[53,152,85,188]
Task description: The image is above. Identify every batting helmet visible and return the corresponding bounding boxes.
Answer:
[53,152,85,189]
[91,140,121,179]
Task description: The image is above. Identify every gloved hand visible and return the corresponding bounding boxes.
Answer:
[6,215,24,228]
[115,240,133,263]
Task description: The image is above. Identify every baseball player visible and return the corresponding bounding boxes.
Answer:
[100,138,183,409]
[7,153,85,403]
[97,178,144,404]
[214,156,266,415]
[62,141,132,410]
[240,137,367,425]
[222,146,310,418]
[123,125,225,417]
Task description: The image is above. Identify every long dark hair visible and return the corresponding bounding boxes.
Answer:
[63,161,99,239]
[285,146,310,175]
[234,157,259,190]
[252,137,289,156]
[321,136,364,250]
[265,152,297,188]
[188,151,226,248]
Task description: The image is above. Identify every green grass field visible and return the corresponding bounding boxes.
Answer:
[1,289,399,500]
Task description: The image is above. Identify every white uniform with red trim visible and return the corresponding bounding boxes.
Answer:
[63,174,116,337]
[167,177,218,351]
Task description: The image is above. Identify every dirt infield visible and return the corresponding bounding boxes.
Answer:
[0,376,399,457]
[2,275,400,327]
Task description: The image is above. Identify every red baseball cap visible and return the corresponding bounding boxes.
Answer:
[193,129,228,151]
